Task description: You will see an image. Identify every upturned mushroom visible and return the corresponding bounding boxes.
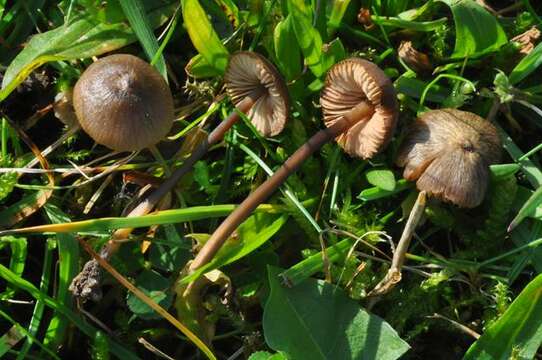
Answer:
[369,108,501,297]
[188,58,398,272]
[70,51,289,301]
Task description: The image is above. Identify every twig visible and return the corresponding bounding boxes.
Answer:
[368,191,427,298]
[427,313,480,339]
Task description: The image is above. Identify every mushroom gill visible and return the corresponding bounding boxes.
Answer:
[397,108,501,208]
[320,58,397,159]
[224,52,289,137]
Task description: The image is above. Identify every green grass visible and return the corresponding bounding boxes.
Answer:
[1,0,542,359]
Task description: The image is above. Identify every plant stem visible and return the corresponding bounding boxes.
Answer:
[368,190,427,297]
[100,96,255,259]
[189,101,374,272]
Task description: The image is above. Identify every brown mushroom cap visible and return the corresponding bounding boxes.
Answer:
[223,52,289,137]
[320,58,398,159]
[396,109,501,208]
[73,54,174,151]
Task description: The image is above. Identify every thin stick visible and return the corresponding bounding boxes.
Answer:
[368,190,427,298]
[427,313,480,339]
[189,101,374,272]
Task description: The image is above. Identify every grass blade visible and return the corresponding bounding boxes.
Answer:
[181,0,229,74]
[119,0,167,79]
[42,204,79,349]
[0,203,293,235]
[16,239,55,359]
[0,264,139,359]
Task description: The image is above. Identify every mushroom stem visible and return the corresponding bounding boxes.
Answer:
[100,96,256,259]
[368,190,427,298]
[189,101,375,272]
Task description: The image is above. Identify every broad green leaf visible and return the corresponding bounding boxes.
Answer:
[509,42,542,85]
[464,273,542,360]
[439,0,507,59]
[263,267,410,360]
[274,15,302,81]
[358,179,412,201]
[490,163,521,179]
[327,0,352,36]
[149,235,191,272]
[288,0,327,77]
[185,54,223,78]
[365,168,396,191]
[248,351,287,360]
[181,0,229,74]
[179,213,288,285]
[127,270,173,319]
[0,3,174,102]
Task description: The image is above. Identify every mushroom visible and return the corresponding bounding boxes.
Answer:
[23,54,174,174]
[369,108,501,297]
[73,54,174,151]
[70,51,289,301]
[224,51,289,137]
[188,58,398,272]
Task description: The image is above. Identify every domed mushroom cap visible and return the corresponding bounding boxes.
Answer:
[397,109,501,208]
[320,58,398,159]
[223,52,289,137]
[73,54,174,151]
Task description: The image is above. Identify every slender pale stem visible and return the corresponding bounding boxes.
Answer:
[189,101,375,272]
[98,96,255,259]
[368,190,427,297]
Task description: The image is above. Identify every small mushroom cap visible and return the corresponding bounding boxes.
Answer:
[397,109,501,208]
[223,52,289,137]
[320,58,398,159]
[73,54,174,151]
